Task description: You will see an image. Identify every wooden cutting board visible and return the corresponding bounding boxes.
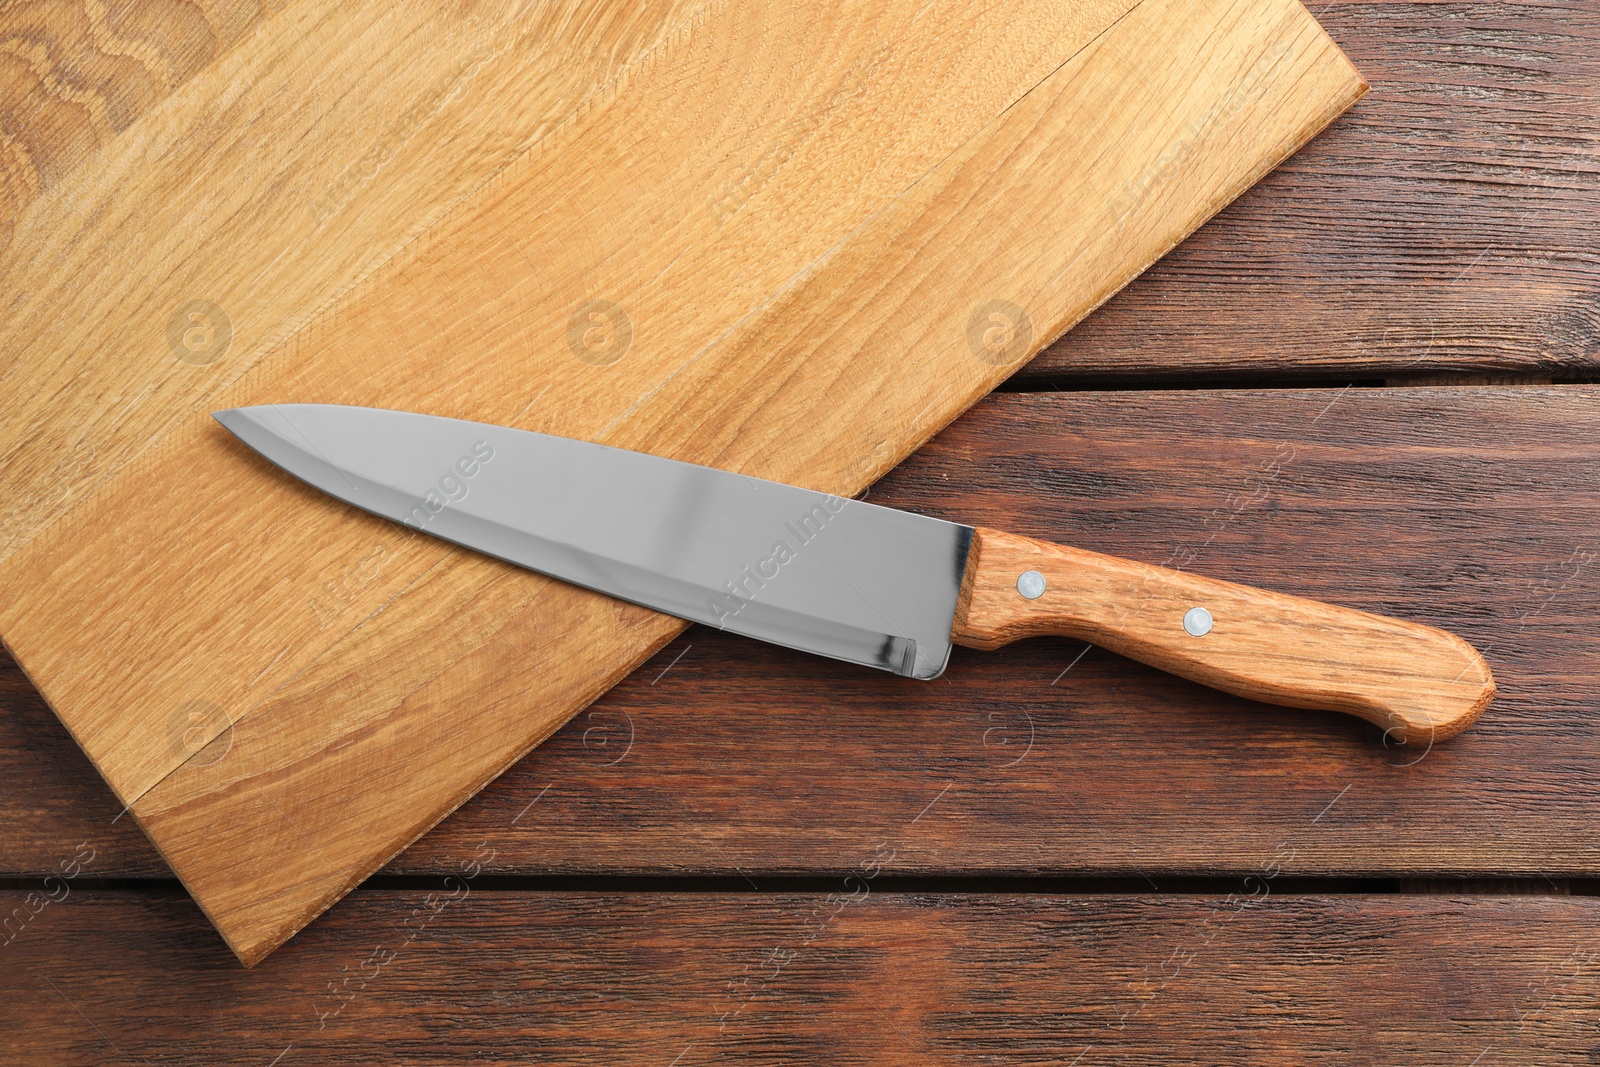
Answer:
[0,0,1364,963]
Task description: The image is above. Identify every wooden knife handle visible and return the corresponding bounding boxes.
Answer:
[949,528,1494,742]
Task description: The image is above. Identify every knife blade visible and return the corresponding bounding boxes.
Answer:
[214,404,1494,742]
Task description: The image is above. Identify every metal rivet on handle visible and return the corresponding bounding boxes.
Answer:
[1183,606,1213,637]
[1016,570,1047,600]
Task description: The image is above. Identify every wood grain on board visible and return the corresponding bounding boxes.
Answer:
[0,0,1365,963]
[0,0,285,247]
[1024,0,1600,384]
[3,890,1597,1064]
[1,387,1592,883]
[0,0,710,566]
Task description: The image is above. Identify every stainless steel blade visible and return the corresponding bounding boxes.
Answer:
[214,404,973,679]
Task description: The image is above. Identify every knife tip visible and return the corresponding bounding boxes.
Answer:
[212,407,265,436]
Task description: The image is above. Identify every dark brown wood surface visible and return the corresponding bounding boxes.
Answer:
[4,0,1597,1060]
[6,890,1600,1064]
[420,387,1597,880]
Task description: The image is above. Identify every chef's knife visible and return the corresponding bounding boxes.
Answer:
[215,404,1494,742]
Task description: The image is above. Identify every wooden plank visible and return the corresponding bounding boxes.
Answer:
[375,382,1600,879]
[1021,0,1600,383]
[0,0,1364,964]
[390,385,1600,881]
[2,386,1594,882]
[2,890,1597,1063]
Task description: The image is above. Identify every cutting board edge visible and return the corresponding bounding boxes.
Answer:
[181,619,690,967]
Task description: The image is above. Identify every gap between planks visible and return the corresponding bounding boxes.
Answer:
[0,875,1577,896]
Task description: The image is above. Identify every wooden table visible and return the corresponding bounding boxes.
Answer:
[4,2,1598,1062]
